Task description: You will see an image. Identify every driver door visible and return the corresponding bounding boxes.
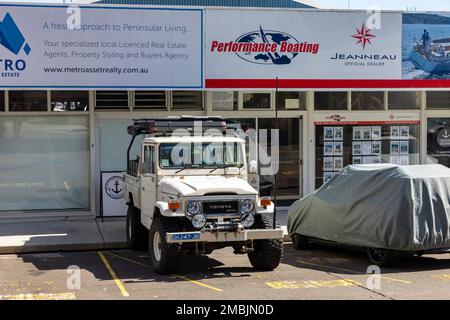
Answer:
[141,145,157,224]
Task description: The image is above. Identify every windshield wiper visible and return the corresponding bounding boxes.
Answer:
[209,164,238,173]
[175,164,200,174]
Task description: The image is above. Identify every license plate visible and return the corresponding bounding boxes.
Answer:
[172,233,201,241]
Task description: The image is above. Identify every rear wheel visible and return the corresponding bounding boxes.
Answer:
[366,248,396,267]
[248,215,283,271]
[126,204,148,250]
[291,234,309,250]
[149,216,180,274]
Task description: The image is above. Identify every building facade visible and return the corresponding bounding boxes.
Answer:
[0,3,449,218]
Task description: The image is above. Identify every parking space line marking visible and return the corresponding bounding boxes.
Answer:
[296,260,412,284]
[97,251,130,297]
[105,251,153,269]
[172,274,224,292]
[0,292,76,300]
[431,274,450,281]
[266,279,361,289]
[103,251,223,292]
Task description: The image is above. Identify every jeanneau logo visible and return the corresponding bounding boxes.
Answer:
[352,22,376,49]
[330,22,397,66]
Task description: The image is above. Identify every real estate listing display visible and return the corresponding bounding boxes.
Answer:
[315,113,420,187]
[322,126,344,183]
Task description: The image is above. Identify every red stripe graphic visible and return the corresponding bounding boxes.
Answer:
[205,79,450,89]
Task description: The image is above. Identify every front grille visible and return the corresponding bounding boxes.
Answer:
[202,200,239,215]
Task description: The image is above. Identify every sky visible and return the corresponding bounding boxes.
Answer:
[0,0,92,2]
[0,0,448,11]
[304,0,450,11]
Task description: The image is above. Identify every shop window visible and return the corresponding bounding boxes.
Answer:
[351,91,384,110]
[427,118,450,167]
[314,92,347,110]
[315,123,420,188]
[427,91,450,109]
[388,91,420,110]
[99,119,143,172]
[225,118,257,162]
[95,91,129,109]
[243,93,271,109]
[277,92,306,110]
[258,118,301,202]
[0,91,4,111]
[9,90,47,112]
[0,116,90,211]
[134,91,166,110]
[51,91,89,112]
[211,91,238,111]
[172,91,203,110]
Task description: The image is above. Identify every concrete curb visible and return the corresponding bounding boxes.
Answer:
[0,236,290,254]
[0,243,105,254]
[0,217,290,254]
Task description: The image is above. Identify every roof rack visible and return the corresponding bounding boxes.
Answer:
[127,116,239,137]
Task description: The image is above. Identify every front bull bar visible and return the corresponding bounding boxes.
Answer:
[165,228,284,244]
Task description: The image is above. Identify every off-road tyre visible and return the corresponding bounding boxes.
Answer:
[149,216,180,274]
[126,204,148,250]
[291,234,310,250]
[366,247,396,267]
[248,214,283,271]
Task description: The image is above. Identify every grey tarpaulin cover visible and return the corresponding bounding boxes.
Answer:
[287,164,450,251]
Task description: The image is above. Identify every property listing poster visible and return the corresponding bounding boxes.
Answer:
[315,113,420,188]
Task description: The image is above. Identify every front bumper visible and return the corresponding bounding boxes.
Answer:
[165,228,284,244]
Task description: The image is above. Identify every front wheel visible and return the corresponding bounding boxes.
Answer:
[366,247,396,267]
[148,217,180,274]
[248,215,283,271]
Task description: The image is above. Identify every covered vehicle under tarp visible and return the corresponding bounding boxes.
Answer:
[288,164,450,251]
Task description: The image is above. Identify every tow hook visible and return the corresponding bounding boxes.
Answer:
[233,242,254,254]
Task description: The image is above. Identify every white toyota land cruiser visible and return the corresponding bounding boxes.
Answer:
[123,116,283,274]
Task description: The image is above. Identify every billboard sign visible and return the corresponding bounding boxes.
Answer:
[2,5,450,90]
[205,9,402,88]
[0,4,203,89]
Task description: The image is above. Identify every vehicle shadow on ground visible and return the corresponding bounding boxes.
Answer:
[110,249,263,282]
[282,243,450,275]
[17,249,261,285]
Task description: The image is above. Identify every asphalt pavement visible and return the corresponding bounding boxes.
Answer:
[1,243,450,300]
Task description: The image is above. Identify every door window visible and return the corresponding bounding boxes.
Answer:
[143,146,155,174]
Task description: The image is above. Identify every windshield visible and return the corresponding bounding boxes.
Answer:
[159,142,244,169]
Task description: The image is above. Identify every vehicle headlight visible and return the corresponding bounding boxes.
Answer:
[240,199,255,214]
[241,213,255,228]
[186,200,202,216]
[191,214,206,229]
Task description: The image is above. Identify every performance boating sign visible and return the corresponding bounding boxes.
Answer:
[205,9,402,88]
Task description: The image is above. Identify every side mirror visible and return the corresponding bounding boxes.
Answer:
[248,160,258,175]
